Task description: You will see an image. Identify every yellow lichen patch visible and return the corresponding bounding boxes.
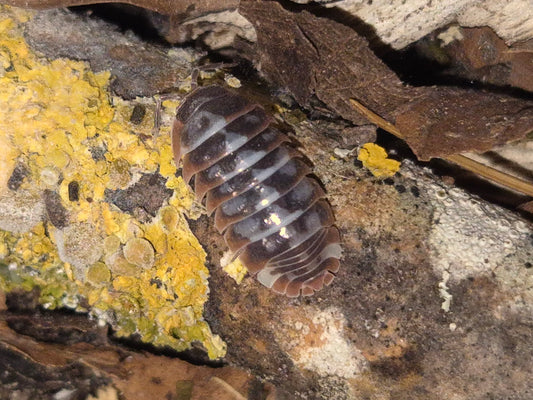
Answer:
[166,176,198,216]
[224,74,242,88]
[123,237,155,269]
[0,222,79,310]
[358,143,401,178]
[103,204,226,358]
[86,262,111,286]
[222,256,248,284]
[108,255,138,276]
[0,6,225,359]
[161,99,181,111]
[0,233,8,258]
[158,139,178,178]
[104,235,121,255]
[159,206,179,232]
[54,222,104,278]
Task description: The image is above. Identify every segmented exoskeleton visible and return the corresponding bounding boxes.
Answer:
[172,86,341,297]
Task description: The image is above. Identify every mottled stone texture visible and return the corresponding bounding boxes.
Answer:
[203,118,533,400]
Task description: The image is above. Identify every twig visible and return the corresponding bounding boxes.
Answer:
[445,154,533,196]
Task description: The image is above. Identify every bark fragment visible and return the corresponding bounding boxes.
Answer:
[2,0,239,17]
[0,308,271,400]
[238,1,533,160]
[239,1,417,125]
[394,87,533,160]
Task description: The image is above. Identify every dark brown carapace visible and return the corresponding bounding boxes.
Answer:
[172,86,341,297]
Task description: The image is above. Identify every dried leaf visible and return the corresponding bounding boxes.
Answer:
[394,87,533,160]
[438,26,533,93]
[238,1,533,160]
[2,0,239,17]
[239,1,415,125]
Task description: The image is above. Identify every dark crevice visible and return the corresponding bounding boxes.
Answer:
[69,3,167,45]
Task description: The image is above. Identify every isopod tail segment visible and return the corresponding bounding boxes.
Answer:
[172,85,342,297]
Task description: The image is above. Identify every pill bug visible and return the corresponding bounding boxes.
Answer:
[171,85,342,297]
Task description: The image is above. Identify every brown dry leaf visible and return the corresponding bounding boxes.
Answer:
[239,0,416,125]
[238,0,533,161]
[2,0,239,17]
[394,86,533,160]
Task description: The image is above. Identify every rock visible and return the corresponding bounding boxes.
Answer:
[0,190,44,234]
[290,0,533,49]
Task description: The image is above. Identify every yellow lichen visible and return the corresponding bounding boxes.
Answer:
[108,254,138,276]
[103,235,121,255]
[0,234,8,258]
[159,205,179,232]
[123,237,155,269]
[225,74,242,88]
[108,158,132,189]
[158,139,178,179]
[0,6,225,359]
[222,257,248,284]
[86,262,111,286]
[357,143,401,178]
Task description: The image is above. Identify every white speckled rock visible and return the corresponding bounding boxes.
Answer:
[0,190,44,234]
[290,0,533,49]
[55,223,104,279]
[276,306,368,379]
[400,161,533,319]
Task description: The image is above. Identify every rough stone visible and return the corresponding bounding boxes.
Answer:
[292,0,533,49]
[0,190,44,234]
[55,223,104,278]
[23,8,201,98]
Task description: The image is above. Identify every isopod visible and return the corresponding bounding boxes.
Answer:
[172,85,341,297]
